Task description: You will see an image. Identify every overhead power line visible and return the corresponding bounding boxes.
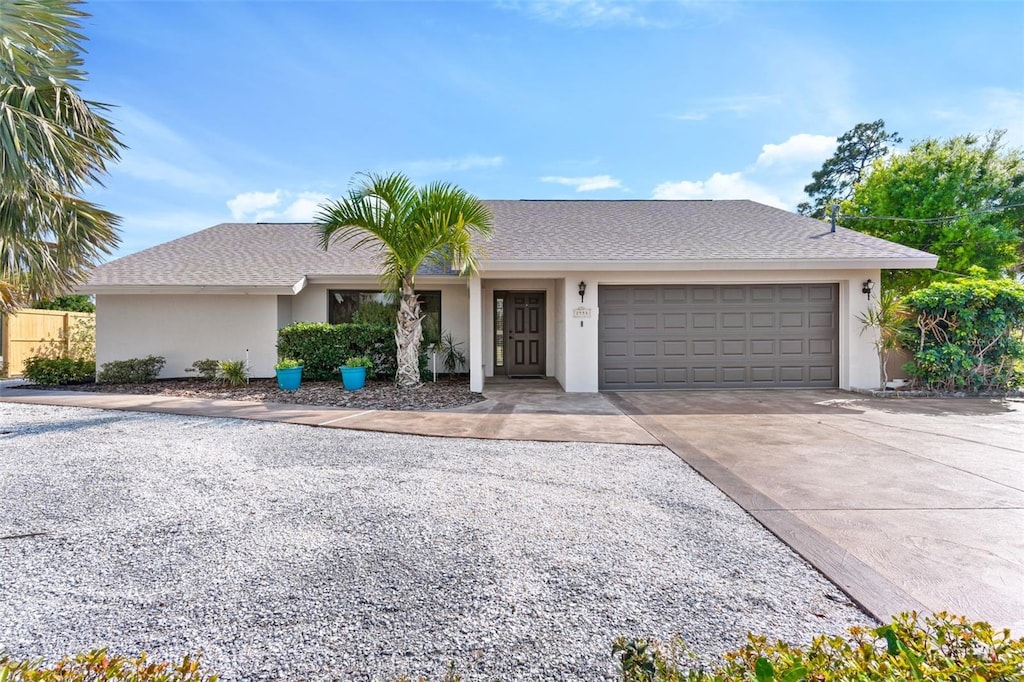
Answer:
[839,202,1024,224]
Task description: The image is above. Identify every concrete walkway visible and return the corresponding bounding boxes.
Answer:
[2,380,1021,633]
[0,379,658,445]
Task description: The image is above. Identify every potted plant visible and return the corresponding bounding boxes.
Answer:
[340,356,372,391]
[274,358,303,391]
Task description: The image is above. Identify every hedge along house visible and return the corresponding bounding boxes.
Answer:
[83,200,937,393]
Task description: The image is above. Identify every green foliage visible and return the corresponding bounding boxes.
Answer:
[614,612,1024,681]
[97,355,166,384]
[902,275,1024,390]
[842,131,1024,295]
[798,119,902,219]
[277,322,397,381]
[343,355,374,369]
[184,358,219,381]
[217,359,249,387]
[274,358,303,370]
[315,171,493,387]
[437,330,467,376]
[31,294,95,312]
[0,648,218,681]
[351,299,398,326]
[0,0,123,313]
[22,356,94,385]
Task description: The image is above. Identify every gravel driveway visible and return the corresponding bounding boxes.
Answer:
[0,404,869,680]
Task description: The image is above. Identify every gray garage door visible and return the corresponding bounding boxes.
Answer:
[599,284,839,390]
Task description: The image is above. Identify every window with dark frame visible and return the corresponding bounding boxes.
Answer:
[328,290,442,345]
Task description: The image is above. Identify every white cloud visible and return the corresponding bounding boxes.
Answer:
[226,190,330,222]
[651,131,845,209]
[227,190,281,221]
[652,172,787,208]
[540,174,623,192]
[281,192,330,221]
[506,0,656,27]
[756,134,837,168]
[673,94,782,122]
[399,154,504,176]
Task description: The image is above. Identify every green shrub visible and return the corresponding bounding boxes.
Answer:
[185,358,220,380]
[22,357,95,385]
[97,355,166,384]
[217,359,249,387]
[31,294,95,313]
[277,322,398,380]
[614,612,1024,681]
[902,274,1024,391]
[0,649,217,681]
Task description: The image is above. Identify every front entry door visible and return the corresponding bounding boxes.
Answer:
[507,292,545,376]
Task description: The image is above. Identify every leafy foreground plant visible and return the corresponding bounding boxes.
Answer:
[4,612,1019,681]
[614,612,1024,681]
[0,649,217,681]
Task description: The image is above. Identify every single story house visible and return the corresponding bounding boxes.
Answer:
[84,200,936,392]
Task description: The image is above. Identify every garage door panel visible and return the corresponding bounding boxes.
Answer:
[721,367,747,383]
[599,284,839,389]
[633,340,658,356]
[721,340,746,355]
[663,340,687,356]
[692,313,716,328]
[663,368,687,383]
[664,313,687,328]
[602,313,628,330]
[721,312,746,328]
[809,311,835,328]
[634,288,658,304]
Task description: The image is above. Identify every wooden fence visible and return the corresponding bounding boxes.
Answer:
[1,309,95,377]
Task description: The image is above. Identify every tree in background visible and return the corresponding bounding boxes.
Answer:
[0,0,123,314]
[798,120,902,219]
[31,293,95,313]
[315,172,493,388]
[841,131,1024,295]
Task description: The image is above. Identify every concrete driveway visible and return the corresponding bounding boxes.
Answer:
[610,390,1024,634]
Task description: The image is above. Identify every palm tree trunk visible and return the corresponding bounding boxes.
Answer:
[395,277,423,388]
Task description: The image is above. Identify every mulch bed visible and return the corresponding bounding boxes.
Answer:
[19,377,485,411]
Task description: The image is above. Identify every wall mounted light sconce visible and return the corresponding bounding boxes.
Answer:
[578,280,587,302]
[862,279,875,300]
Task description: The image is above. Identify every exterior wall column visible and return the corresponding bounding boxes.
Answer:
[846,270,882,390]
[469,274,484,393]
[562,275,599,392]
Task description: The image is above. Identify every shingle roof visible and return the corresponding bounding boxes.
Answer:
[85,200,936,289]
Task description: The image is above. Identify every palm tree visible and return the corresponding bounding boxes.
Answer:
[1,0,123,313]
[315,172,493,388]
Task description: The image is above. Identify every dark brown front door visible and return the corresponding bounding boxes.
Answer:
[508,292,545,376]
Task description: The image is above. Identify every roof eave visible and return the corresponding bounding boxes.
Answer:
[479,257,939,272]
[79,280,306,296]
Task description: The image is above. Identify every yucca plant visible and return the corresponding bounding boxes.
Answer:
[217,359,249,387]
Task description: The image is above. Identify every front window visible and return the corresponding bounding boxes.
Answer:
[328,290,441,345]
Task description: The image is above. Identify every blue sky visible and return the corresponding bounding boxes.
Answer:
[78,0,1024,258]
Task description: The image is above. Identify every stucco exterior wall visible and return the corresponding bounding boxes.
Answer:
[96,294,279,378]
